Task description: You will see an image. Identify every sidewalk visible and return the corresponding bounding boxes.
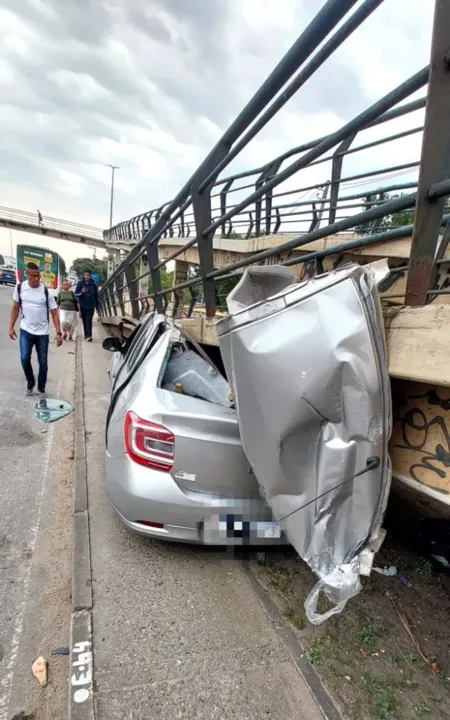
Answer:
[79,324,328,720]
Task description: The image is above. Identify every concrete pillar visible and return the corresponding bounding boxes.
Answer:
[172,260,189,318]
[139,254,150,312]
[107,253,115,279]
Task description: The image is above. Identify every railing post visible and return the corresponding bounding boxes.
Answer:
[192,144,229,318]
[264,160,282,234]
[115,272,125,316]
[108,285,118,316]
[187,286,198,318]
[309,202,318,233]
[328,132,356,224]
[246,211,254,239]
[192,180,217,316]
[312,185,329,230]
[254,175,264,237]
[273,207,281,234]
[123,259,140,320]
[179,212,185,238]
[220,180,233,236]
[103,287,112,317]
[406,0,450,306]
[138,252,149,308]
[145,241,163,314]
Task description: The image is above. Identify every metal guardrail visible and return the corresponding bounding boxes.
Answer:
[99,0,450,321]
[0,206,104,242]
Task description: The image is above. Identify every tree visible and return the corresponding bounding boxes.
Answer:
[356,192,450,235]
[216,275,239,311]
[72,256,108,284]
[148,268,173,296]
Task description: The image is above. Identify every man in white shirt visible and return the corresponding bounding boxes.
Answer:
[9,261,63,396]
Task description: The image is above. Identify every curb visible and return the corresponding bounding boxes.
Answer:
[244,561,342,720]
[69,335,95,720]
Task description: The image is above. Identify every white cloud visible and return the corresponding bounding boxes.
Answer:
[0,0,436,264]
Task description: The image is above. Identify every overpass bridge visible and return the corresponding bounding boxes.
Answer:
[0,205,106,249]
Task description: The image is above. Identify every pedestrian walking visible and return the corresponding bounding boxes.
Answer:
[37,209,43,226]
[75,270,99,342]
[57,279,79,340]
[8,261,63,396]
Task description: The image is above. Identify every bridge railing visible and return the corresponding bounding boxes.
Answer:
[0,206,104,241]
[99,0,450,322]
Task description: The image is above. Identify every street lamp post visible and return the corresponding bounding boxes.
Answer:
[107,164,120,228]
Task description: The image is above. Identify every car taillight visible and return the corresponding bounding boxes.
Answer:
[124,411,175,472]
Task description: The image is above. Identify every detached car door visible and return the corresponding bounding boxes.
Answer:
[217,262,392,623]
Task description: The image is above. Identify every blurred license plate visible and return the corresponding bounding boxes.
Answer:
[204,514,281,541]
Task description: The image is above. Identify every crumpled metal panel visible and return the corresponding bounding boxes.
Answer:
[217,262,392,623]
[162,348,230,406]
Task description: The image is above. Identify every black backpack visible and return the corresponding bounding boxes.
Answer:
[17,282,50,321]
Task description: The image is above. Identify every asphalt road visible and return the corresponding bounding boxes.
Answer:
[82,326,324,720]
[0,284,74,719]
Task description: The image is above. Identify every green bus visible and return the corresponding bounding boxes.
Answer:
[16,244,66,297]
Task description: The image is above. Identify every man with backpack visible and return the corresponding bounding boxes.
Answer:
[9,261,63,396]
[75,269,99,342]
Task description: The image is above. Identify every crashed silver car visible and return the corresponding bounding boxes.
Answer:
[217,262,392,623]
[103,314,282,545]
[103,260,391,623]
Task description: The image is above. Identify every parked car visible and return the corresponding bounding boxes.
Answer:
[103,313,283,544]
[0,267,16,285]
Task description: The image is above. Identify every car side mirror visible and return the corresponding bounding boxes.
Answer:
[102,336,124,353]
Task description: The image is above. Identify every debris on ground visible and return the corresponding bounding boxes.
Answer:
[31,656,47,687]
[51,647,70,655]
[33,399,73,423]
[373,566,397,576]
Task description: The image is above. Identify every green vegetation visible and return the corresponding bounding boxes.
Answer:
[413,703,431,715]
[357,192,450,235]
[360,623,387,653]
[283,607,306,630]
[147,268,174,297]
[416,558,434,578]
[72,256,108,284]
[307,639,323,665]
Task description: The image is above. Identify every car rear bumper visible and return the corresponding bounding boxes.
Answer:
[106,452,286,545]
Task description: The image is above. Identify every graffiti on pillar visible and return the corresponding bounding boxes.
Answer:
[107,255,115,278]
[378,264,407,293]
[390,381,450,496]
[298,260,317,281]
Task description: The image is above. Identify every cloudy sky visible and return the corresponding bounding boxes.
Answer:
[0,0,434,266]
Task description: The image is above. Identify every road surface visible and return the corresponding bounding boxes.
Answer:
[0,284,73,719]
[81,326,326,720]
